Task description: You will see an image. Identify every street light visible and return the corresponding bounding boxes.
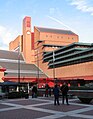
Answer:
[35,50,39,88]
[52,47,56,82]
[53,49,55,79]
[52,47,58,83]
[18,42,20,91]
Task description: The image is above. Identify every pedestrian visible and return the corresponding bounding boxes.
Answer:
[53,84,60,105]
[45,84,49,97]
[32,85,37,98]
[60,82,69,105]
[48,87,51,97]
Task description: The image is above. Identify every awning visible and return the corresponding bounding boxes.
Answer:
[48,81,54,87]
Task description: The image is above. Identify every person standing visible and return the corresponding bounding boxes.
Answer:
[32,85,37,98]
[53,84,60,105]
[48,87,51,97]
[45,84,49,97]
[60,82,69,105]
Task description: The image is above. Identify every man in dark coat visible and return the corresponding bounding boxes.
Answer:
[32,85,37,98]
[53,84,60,105]
[60,82,69,105]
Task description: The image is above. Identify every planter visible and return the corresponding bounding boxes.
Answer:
[78,97,93,104]
[69,90,93,104]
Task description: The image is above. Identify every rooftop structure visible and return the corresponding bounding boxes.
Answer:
[0,50,47,82]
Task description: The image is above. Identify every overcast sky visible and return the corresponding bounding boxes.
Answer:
[0,0,93,50]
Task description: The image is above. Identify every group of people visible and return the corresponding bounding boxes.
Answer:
[31,82,69,106]
[53,82,69,105]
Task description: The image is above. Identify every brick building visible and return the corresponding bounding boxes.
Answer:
[0,16,93,86]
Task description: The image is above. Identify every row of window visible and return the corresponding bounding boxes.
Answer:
[49,50,93,65]
[46,35,74,39]
[49,56,93,69]
[76,46,90,48]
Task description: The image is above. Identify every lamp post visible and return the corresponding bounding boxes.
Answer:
[35,50,39,88]
[18,42,20,91]
[52,47,55,82]
[53,50,55,79]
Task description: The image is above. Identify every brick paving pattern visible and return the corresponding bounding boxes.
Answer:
[0,96,93,119]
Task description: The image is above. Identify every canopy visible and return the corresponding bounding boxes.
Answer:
[48,81,54,87]
[1,81,19,86]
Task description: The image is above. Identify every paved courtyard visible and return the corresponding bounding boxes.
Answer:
[0,96,93,119]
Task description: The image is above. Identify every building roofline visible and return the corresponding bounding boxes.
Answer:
[34,26,78,36]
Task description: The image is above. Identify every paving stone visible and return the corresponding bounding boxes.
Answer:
[0,108,51,119]
[0,97,93,119]
[0,104,13,109]
[8,99,46,106]
[36,103,86,112]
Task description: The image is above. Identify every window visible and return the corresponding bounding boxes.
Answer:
[26,21,30,27]
[46,35,48,37]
